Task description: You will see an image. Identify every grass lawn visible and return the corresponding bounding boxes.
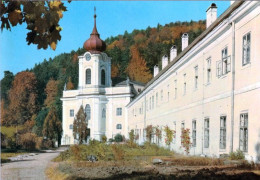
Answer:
[1,126,24,139]
[47,141,260,180]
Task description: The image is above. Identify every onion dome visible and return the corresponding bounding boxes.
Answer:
[83,8,106,53]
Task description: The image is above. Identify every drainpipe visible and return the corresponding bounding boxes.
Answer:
[231,21,235,153]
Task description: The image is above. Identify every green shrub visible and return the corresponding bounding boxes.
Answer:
[101,135,107,143]
[229,149,245,160]
[114,134,123,142]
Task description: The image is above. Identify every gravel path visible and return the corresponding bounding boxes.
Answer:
[1,147,67,180]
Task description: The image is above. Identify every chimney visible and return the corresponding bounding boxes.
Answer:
[206,3,217,28]
[170,45,177,62]
[182,33,189,51]
[162,55,168,69]
[154,65,159,77]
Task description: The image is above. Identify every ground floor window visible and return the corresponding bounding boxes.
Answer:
[204,118,209,148]
[220,116,226,149]
[192,120,196,147]
[116,124,122,129]
[239,113,248,152]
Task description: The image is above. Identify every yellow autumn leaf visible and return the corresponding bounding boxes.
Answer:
[57,10,63,18]
[50,1,61,9]
[51,42,56,50]
[8,10,22,26]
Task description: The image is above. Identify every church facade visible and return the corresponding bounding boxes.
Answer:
[61,1,260,161]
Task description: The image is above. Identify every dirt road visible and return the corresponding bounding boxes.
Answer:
[1,147,66,180]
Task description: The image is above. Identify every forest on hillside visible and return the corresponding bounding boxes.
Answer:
[1,20,205,146]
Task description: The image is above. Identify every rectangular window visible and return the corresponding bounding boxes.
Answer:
[239,113,248,152]
[242,32,251,66]
[220,116,226,149]
[167,85,170,102]
[174,80,177,99]
[116,108,122,116]
[192,120,196,147]
[149,97,151,110]
[70,109,74,117]
[183,74,186,95]
[206,58,211,84]
[69,124,73,129]
[173,121,176,144]
[216,48,230,77]
[222,47,230,75]
[194,66,198,89]
[152,96,154,109]
[156,92,158,107]
[204,118,210,148]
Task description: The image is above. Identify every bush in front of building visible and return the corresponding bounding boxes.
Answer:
[114,134,123,142]
[229,149,245,160]
[101,135,107,143]
[18,132,37,150]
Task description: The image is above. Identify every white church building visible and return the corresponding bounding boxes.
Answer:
[61,1,260,161]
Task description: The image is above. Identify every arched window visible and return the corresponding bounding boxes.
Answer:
[86,69,91,84]
[101,69,105,85]
[102,108,106,118]
[85,104,91,121]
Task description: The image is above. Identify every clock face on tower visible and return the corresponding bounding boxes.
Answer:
[85,54,91,61]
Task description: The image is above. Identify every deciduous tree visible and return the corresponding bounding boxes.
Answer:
[126,46,152,83]
[66,77,74,90]
[1,1,68,50]
[73,105,88,144]
[7,71,38,125]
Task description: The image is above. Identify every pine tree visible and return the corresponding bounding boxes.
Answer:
[42,107,62,143]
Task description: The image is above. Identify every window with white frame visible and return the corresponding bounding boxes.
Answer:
[204,118,210,148]
[183,74,186,95]
[206,57,211,84]
[156,92,158,107]
[239,113,248,152]
[85,104,91,120]
[242,32,251,66]
[102,108,106,118]
[181,122,185,129]
[116,124,122,129]
[70,109,74,117]
[194,66,198,89]
[167,85,170,102]
[116,108,122,116]
[152,96,154,109]
[173,121,176,144]
[217,47,230,77]
[86,69,91,84]
[174,80,177,99]
[69,124,73,129]
[149,97,151,110]
[192,120,196,147]
[220,116,226,149]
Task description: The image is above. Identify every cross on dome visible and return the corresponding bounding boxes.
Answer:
[83,7,106,53]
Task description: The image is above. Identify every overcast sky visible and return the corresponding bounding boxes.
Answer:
[0,1,230,79]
